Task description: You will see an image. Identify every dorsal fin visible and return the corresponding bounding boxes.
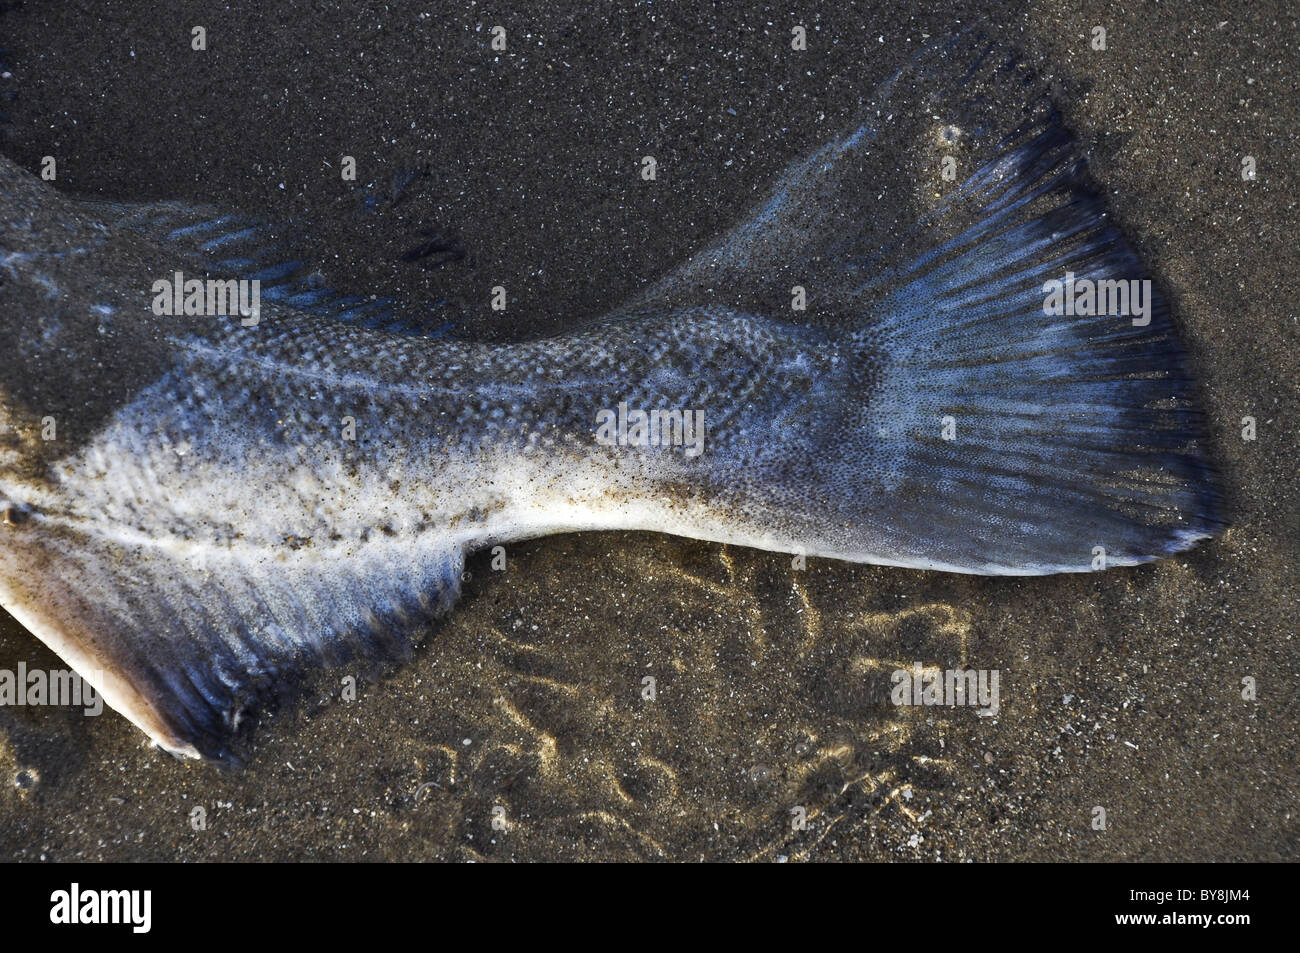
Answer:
[70,195,468,338]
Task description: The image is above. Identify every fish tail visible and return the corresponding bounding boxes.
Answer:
[860,117,1224,571]
[645,32,1225,572]
[854,41,1226,571]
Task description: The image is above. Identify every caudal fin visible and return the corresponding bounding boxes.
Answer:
[859,120,1224,572]
[639,33,1225,573]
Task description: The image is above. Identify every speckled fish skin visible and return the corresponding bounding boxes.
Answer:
[0,36,1223,759]
[0,160,870,757]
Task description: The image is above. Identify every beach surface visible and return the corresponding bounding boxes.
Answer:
[0,0,1295,860]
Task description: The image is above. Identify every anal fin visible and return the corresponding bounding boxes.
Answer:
[0,522,463,761]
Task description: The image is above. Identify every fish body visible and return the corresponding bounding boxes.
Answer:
[0,37,1223,758]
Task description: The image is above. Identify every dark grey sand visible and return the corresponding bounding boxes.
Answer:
[0,0,1296,860]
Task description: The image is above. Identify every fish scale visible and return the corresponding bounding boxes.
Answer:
[0,34,1223,760]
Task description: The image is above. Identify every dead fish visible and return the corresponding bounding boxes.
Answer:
[0,36,1223,760]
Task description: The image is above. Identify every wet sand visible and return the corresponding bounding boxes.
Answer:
[0,0,1295,860]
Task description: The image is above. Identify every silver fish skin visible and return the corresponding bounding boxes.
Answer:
[0,37,1223,759]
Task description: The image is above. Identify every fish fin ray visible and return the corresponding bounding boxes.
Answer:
[633,33,1224,571]
[0,528,464,761]
[68,197,467,338]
